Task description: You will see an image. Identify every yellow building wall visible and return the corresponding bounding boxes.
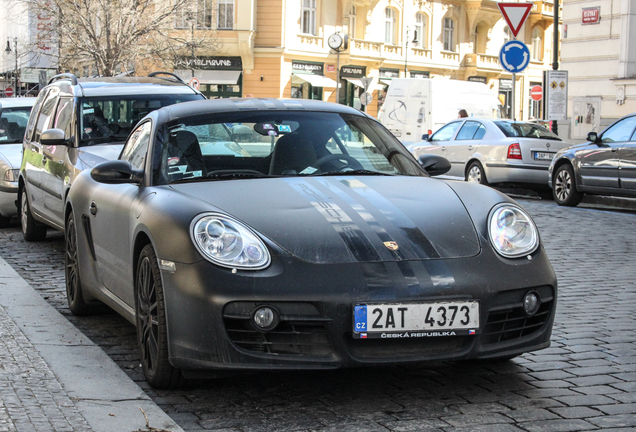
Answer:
[244,56,284,98]
[255,0,284,47]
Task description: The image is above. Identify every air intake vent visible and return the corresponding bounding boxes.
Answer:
[482,300,553,345]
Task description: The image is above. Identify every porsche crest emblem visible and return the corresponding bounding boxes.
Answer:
[384,241,399,251]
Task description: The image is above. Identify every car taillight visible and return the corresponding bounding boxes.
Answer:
[507,143,522,160]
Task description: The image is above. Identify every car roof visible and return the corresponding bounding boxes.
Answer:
[0,97,37,108]
[159,98,372,122]
[47,76,200,98]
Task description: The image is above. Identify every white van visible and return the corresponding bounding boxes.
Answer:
[378,78,501,145]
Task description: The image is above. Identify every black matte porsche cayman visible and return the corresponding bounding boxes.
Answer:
[65,98,557,388]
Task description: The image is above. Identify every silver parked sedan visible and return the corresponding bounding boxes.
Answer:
[409,118,569,191]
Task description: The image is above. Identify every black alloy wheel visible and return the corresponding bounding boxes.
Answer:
[136,244,184,389]
[65,212,97,315]
[553,164,583,207]
[465,161,488,185]
[20,188,47,241]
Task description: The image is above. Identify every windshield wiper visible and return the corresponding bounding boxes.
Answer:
[310,169,394,177]
[170,171,270,184]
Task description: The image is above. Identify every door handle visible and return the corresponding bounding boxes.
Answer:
[468,146,474,150]
[611,148,618,152]
[441,146,446,151]
[90,201,97,216]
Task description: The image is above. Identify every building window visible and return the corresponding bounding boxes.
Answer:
[443,18,455,52]
[532,27,542,60]
[175,0,213,29]
[348,5,357,39]
[385,8,396,44]
[301,0,317,35]
[503,26,512,44]
[414,13,426,48]
[218,0,234,29]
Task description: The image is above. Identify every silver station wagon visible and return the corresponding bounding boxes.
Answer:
[409,118,570,193]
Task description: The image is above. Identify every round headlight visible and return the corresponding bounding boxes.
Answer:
[191,213,271,270]
[488,204,539,258]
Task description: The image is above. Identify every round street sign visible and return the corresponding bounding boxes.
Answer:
[499,40,530,73]
[189,77,200,90]
[531,85,543,101]
[4,87,13,97]
[360,91,373,106]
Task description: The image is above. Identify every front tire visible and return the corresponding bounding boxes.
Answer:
[465,161,488,185]
[65,212,97,315]
[553,164,583,207]
[20,188,47,241]
[136,244,184,389]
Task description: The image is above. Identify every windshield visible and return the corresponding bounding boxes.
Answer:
[151,111,425,185]
[80,94,202,146]
[0,107,32,144]
[494,121,561,140]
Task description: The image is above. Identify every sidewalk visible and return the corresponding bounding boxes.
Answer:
[0,257,183,432]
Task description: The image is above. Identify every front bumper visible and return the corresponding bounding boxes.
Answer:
[0,182,18,217]
[160,242,557,375]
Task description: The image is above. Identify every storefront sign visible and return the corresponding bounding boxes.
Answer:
[340,66,366,77]
[292,61,324,75]
[468,76,487,84]
[176,56,242,70]
[582,7,600,24]
[410,70,430,79]
[499,78,513,89]
[380,68,400,78]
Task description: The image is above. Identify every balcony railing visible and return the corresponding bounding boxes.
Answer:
[298,34,324,49]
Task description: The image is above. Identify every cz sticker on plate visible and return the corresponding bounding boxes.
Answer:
[353,301,479,339]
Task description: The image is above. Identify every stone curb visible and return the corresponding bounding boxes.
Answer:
[0,257,184,432]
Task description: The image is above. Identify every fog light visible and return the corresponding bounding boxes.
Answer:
[253,306,278,330]
[523,291,540,316]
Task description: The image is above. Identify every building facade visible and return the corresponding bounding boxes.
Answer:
[170,0,558,122]
[560,0,636,141]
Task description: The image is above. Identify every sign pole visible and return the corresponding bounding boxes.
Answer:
[552,0,560,135]
[512,73,516,120]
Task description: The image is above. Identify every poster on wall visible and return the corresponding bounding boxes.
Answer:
[544,70,568,121]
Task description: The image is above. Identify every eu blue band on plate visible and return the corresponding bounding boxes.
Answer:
[354,305,367,332]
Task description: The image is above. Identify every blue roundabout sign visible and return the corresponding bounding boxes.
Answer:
[499,40,530,73]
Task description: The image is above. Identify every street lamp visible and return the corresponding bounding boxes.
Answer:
[404,28,419,78]
[4,38,18,97]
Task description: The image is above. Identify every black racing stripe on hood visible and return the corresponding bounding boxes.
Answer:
[284,178,380,262]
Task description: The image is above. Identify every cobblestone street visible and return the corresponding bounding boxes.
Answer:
[0,198,635,432]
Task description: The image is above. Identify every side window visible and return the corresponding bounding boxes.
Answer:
[456,121,481,140]
[34,92,59,143]
[121,122,152,170]
[53,98,74,139]
[601,116,636,143]
[473,124,487,140]
[25,89,49,142]
[431,122,461,141]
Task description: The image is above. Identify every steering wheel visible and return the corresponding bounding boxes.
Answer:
[312,154,364,172]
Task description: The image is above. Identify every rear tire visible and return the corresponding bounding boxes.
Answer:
[65,212,98,315]
[465,161,488,185]
[136,244,185,389]
[20,188,47,241]
[553,164,583,207]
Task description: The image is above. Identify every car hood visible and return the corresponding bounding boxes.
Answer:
[78,144,125,168]
[170,176,481,264]
[0,143,23,168]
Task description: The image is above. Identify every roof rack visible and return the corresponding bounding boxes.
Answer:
[148,71,186,84]
[48,73,79,86]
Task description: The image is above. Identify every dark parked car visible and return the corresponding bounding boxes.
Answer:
[549,112,636,206]
[66,98,557,388]
[19,72,204,241]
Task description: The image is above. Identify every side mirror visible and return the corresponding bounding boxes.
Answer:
[418,154,451,177]
[91,160,143,184]
[421,133,430,141]
[40,129,69,146]
[587,131,601,144]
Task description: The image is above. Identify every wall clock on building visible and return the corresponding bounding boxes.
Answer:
[328,33,343,50]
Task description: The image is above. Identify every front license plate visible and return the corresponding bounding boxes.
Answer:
[534,151,555,161]
[353,301,479,339]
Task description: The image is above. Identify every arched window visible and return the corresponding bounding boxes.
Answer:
[414,13,427,48]
[443,18,455,52]
[301,0,317,35]
[503,26,512,45]
[532,27,543,60]
[348,6,357,38]
[385,8,396,44]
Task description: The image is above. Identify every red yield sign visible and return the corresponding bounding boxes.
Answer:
[4,87,13,97]
[531,85,543,101]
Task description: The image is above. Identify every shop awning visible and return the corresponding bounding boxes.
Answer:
[292,73,337,88]
[174,69,242,84]
[343,78,384,91]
